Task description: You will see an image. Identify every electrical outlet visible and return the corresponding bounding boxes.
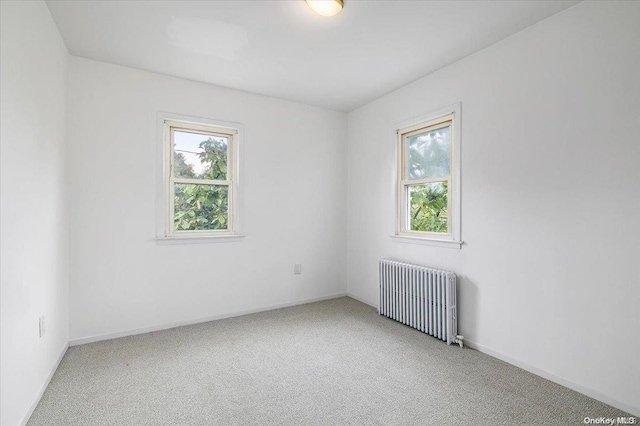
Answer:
[38,315,45,338]
[294,263,302,275]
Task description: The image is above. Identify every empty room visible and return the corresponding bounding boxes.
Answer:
[1,0,639,425]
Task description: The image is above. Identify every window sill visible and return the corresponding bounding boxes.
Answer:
[155,234,245,245]
[390,235,463,249]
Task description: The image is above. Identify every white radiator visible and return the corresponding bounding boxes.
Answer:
[379,259,458,345]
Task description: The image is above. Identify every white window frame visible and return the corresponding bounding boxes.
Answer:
[393,103,462,249]
[156,112,243,242]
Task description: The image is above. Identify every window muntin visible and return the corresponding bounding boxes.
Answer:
[398,113,456,239]
[165,120,237,236]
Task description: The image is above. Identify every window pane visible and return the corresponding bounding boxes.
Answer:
[173,130,228,180]
[407,125,450,180]
[174,184,228,231]
[408,182,448,233]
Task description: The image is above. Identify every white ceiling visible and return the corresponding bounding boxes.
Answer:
[46,0,579,111]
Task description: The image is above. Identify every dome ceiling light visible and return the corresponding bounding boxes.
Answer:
[306,0,343,17]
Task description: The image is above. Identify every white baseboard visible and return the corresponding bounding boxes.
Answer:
[69,292,348,346]
[346,292,378,309]
[464,338,639,416]
[347,287,638,416]
[29,295,638,421]
[20,341,69,426]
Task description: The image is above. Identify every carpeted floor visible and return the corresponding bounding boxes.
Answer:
[28,297,629,425]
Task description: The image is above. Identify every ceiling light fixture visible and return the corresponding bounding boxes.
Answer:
[306,0,343,17]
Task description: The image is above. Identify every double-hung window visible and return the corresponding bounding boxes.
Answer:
[396,104,461,247]
[162,118,238,238]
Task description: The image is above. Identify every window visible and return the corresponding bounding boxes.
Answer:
[396,104,461,247]
[161,118,239,238]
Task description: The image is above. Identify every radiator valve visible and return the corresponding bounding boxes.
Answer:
[454,335,464,348]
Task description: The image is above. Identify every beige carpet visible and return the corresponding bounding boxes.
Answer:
[28,297,630,425]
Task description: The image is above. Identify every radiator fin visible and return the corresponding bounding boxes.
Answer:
[379,259,457,345]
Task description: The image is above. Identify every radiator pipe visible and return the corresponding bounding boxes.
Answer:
[454,335,464,348]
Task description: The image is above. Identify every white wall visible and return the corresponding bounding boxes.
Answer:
[67,57,347,342]
[347,0,639,415]
[0,2,70,425]
[3,1,637,422]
